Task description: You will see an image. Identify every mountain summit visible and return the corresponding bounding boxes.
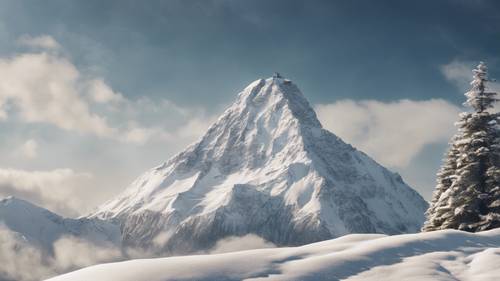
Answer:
[90,77,428,253]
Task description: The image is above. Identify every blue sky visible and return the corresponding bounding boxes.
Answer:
[0,0,498,215]
[1,0,499,105]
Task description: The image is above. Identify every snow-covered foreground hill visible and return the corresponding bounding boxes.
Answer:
[47,229,500,281]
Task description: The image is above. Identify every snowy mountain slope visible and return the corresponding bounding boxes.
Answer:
[46,228,500,281]
[89,76,428,253]
[0,196,121,253]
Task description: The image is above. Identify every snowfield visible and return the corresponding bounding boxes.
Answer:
[46,228,500,281]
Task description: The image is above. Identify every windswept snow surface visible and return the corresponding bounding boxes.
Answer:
[90,77,428,253]
[46,229,500,281]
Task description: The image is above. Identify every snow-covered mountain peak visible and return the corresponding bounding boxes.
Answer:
[159,76,327,175]
[233,76,321,128]
[90,77,428,254]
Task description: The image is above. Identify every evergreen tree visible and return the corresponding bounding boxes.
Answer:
[423,62,500,232]
[422,141,459,229]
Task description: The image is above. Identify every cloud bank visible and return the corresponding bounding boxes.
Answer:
[0,168,92,216]
[316,99,460,168]
[17,139,38,159]
[207,234,276,254]
[0,225,122,281]
[0,52,116,137]
[0,34,216,145]
[17,34,61,50]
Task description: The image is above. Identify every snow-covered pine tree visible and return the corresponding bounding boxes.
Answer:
[423,62,500,232]
[422,141,460,229]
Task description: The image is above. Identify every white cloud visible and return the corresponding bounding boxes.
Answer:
[177,116,218,139]
[0,226,53,281]
[0,96,7,120]
[441,60,472,88]
[0,35,217,145]
[315,99,461,168]
[0,225,123,281]
[17,34,61,50]
[53,236,122,271]
[207,234,276,254]
[0,52,116,137]
[115,96,217,145]
[122,125,171,145]
[152,231,174,248]
[0,168,92,216]
[18,139,38,159]
[85,78,125,104]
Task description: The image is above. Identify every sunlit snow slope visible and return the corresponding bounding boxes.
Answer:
[46,229,500,281]
[90,77,428,253]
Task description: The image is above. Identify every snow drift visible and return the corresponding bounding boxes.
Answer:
[89,76,428,253]
[46,228,500,281]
